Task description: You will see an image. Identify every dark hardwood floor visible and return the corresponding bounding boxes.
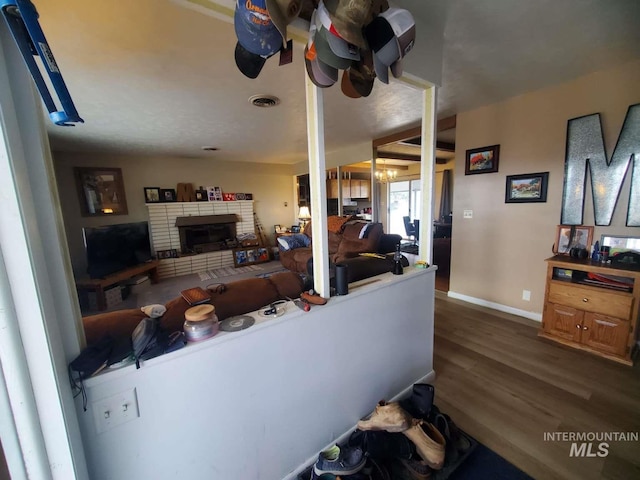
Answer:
[432,292,640,480]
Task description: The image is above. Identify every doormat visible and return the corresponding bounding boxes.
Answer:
[197,265,263,281]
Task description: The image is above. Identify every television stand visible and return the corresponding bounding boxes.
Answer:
[76,260,160,310]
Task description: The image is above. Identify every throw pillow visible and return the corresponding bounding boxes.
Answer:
[277,233,311,251]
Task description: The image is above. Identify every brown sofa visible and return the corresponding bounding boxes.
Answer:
[82,271,304,346]
[279,217,401,275]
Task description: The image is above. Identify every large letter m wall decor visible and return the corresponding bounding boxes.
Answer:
[561,103,640,226]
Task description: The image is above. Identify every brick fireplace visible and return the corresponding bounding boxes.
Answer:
[146,201,254,278]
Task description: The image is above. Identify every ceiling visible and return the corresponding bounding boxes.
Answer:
[31,0,640,165]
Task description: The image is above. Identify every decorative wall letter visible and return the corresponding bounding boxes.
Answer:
[561,103,640,226]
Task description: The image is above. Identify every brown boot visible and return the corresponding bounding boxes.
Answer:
[402,420,446,470]
[357,401,413,433]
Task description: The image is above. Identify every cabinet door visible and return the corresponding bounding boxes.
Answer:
[341,179,351,198]
[581,312,629,356]
[350,180,361,198]
[359,179,370,199]
[543,303,583,342]
[327,179,339,199]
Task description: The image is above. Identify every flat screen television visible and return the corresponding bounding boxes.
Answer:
[83,222,152,278]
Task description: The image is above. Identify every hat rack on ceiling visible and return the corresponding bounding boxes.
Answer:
[0,0,83,126]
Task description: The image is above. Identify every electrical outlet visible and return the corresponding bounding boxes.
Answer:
[522,290,531,301]
[463,210,473,219]
[92,388,139,434]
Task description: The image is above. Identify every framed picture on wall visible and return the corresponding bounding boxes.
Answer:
[505,172,549,203]
[465,145,500,175]
[75,167,128,216]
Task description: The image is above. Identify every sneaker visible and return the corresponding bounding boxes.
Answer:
[357,401,413,433]
[313,445,366,476]
[402,420,446,470]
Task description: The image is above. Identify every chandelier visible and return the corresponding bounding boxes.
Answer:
[375,161,397,183]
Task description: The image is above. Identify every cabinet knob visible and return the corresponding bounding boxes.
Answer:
[582,298,589,302]
[576,324,582,329]
[582,326,589,331]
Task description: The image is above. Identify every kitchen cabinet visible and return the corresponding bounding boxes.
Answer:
[326,179,370,199]
[539,256,640,365]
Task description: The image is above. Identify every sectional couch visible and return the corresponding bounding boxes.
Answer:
[278,216,402,275]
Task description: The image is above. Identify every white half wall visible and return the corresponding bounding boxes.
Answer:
[77,269,436,480]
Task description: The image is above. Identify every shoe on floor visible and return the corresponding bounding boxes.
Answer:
[402,420,446,470]
[348,429,414,460]
[399,384,434,420]
[313,445,366,476]
[398,458,432,480]
[357,401,413,433]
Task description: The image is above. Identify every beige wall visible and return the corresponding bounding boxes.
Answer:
[450,59,640,316]
[53,152,295,275]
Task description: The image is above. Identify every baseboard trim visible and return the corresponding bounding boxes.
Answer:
[283,370,436,480]
[447,291,542,322]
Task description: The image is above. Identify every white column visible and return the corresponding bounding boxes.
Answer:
[304,71,330,297]
[419,86,437,263]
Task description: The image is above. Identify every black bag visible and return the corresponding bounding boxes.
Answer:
[69,335,113,380]
[68,335,114,410]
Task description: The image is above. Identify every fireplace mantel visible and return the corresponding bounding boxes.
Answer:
[174,214,239,227]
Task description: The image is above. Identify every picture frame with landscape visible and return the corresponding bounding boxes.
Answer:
[505,172,549,203]
[465,145,500,175]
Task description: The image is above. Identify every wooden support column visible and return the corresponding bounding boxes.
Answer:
[304,71,330,298]
[419,86,437,263]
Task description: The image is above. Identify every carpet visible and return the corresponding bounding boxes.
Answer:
[197,265,263,281]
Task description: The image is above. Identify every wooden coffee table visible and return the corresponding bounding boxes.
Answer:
[76,260,160,310]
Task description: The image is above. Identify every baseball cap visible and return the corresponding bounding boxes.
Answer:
[306,46,338,88]
[315,25,352,70]
[341,70,361,98]
[234,0,282,57]
[323,0,389,48]
[305,9,338,88]
[265,0,302,48]
[234,42,269,79]
[316,2,361,63]
[348,49,376,97]
[364,7,415,83]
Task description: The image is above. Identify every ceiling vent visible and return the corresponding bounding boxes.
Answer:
[249,95,280,108]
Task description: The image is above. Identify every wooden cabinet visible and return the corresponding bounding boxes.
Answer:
[540,256,640,365]
[326,179,370,199]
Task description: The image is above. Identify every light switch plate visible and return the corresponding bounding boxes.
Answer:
[92,388,139,434]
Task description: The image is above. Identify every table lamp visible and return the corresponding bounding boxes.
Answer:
[298,205,311,228]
